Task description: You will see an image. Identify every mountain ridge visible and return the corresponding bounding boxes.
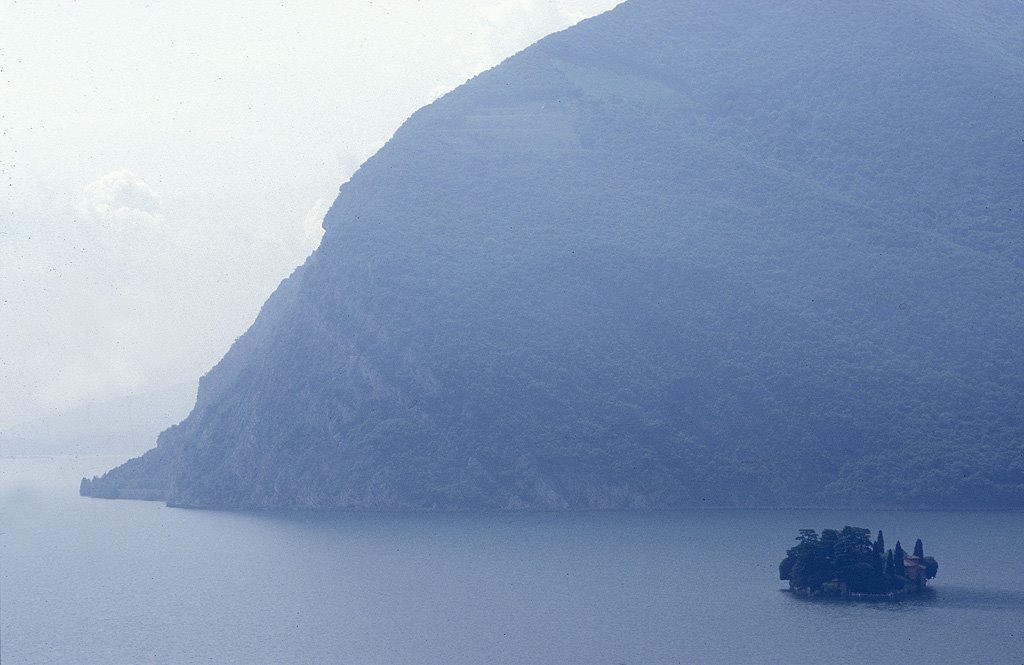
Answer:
[83,0,1024,509]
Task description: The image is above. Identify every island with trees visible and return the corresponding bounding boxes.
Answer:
[779,526,938,598]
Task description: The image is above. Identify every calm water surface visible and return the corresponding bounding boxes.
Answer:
[2,456,1022,664]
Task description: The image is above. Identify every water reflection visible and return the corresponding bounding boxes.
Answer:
[928,585,1024,611]
[783,584,1024,612]
[782,587,936,610]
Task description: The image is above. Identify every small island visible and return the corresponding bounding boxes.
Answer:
[779,526,937,598]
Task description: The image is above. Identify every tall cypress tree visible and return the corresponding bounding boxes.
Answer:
[913,538,924,558]
[894,541,906,576]
[870,531,884,572]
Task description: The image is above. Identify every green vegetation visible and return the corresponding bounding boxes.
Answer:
[779,527,938,597]
[83,0,1024,510]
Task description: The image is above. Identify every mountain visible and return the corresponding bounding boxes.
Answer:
[83,0,1024,509]
[1,383,196,457]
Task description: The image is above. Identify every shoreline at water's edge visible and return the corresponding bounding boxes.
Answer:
[76,489,1024,513]
[781,587,935,601]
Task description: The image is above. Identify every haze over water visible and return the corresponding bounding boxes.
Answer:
[3,456,1021,664]
[5,2,1022,662]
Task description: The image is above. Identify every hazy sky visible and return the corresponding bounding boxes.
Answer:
[0,0,621,430]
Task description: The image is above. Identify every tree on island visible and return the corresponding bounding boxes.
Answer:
[780,526,938,597]
[893,541,906,577]
[923,556,939,579]
[871,531,884,574]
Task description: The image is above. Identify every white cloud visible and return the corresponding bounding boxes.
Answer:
[300,195,330,254]
[2,1,622,433]
[77,170,161,229]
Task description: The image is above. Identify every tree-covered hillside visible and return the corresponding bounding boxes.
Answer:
[84,0,1024,509]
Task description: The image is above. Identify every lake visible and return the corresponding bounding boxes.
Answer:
[2,455,1022,664]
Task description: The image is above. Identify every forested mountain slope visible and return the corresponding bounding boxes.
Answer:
[84,0,1024,509]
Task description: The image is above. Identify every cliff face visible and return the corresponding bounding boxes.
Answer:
[85,0,1024,509]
